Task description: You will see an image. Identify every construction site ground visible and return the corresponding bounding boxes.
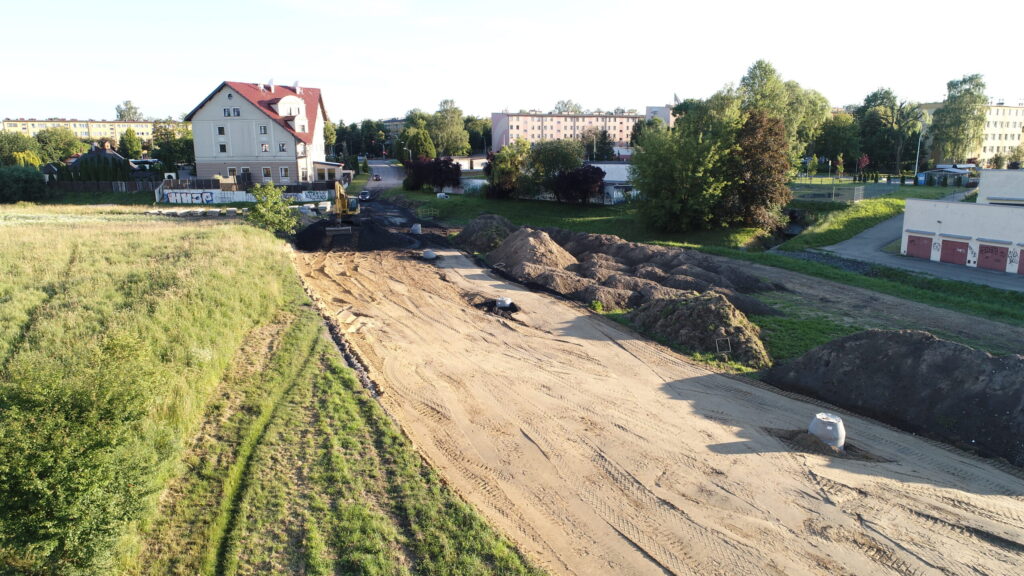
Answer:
[293,218,1024,575]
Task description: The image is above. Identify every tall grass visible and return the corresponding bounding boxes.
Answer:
[0,216,299,573]
[778,197,905,250]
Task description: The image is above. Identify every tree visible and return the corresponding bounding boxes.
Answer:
[115,100,143,122]
[35,127,87,164]
[151,121,194,171]
[0,131,42,166]
[429,100,470,157]
[552,100,583,114]
[117,128,142,160]
[464,116,492,154]
[1008,144,1024,169]
[526,139,584,193]
[549,165,605,204]
[727,110,791,230]
[580,128,616,161]
[629,117,664,146]
[484,138,530,198]
[0,165,50,202]
[323,121,336,152]
[991,153,1008,169]
[836,152,845,179]
[930,74,987,163]
[633,91,742,231]
[11,150,42,167]
[738,60,788,118]
[813,113,860,174]
[808,154,819,181]
[246,182,298,234]
[403,119,436,160]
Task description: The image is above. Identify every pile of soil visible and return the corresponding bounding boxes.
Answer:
[294,220,329,251]
[455,214,518,253]
[487,228,578,273]
[765,330,1024,466]
[628,293,772,369]
[357,220,416,251]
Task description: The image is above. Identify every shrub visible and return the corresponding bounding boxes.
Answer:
[246,182,298,235]
[0,166,50,203]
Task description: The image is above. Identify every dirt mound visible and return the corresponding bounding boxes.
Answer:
[765,330,1024,466]
[579,285,633,311]
[708,287,783,317]
[488,228,578,273]
[456,214,519,253]
[628,294,772,369]
[508,262,595,298]
[357,220,415,251]
[294,220,329,251]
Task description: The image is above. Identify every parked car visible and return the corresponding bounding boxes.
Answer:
[372,174,382,181]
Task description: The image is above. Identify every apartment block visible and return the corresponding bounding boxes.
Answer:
[491,111,642,151]
[1,118,155,142]
[922,100,1024,165]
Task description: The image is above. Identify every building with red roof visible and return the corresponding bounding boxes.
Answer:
[185,81,341,185]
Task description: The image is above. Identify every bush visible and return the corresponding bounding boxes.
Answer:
[0,166,51,203]
[246,182,298,235]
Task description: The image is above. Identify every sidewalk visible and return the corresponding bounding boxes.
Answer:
[820,193,1024,293]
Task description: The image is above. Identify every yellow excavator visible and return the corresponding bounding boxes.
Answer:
[325,180,360,237]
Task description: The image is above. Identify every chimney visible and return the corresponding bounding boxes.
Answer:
[294,81,301,95]
[269,78,275,93]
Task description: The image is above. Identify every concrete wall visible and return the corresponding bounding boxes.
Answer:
[977,169,1024,205]
[902,198,1024,273]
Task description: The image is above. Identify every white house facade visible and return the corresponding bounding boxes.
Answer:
[185,81,329,185]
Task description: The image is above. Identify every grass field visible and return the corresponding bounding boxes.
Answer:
[0,208,542,576]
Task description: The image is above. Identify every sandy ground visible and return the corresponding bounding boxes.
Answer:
[294,246,1024,576]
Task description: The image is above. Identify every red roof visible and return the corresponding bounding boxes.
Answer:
[185,81,326,145]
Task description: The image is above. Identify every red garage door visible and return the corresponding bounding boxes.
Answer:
[1019,252,1024,275]
[940,240,968,265]
[906,235,932,259]
[978,245,1008,271]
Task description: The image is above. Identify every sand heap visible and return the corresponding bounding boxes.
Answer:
[475,218,777,368]
[766,330,1024,466]
[454,214,519,253]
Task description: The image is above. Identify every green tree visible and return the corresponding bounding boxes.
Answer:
[807,154,819,180]
[484,138,530,198]
[580,128,616,161]
[35,127,87,164]
[930,74,988,163]
[991,153,1007,169]
[323,120,336,152]
[836,152,845,179]
[117,128,142,160]
[464,116,492,154]
[629,117,664,146]
[404,119,436,160]
[526,139,584,193]
[246,182,298,234]
[634,91,742,231]
[813,113,860,173]
[739,60,829,167]
[115,100,143,122]
[151,121,194,170]
[0,132,42,166]
[11,150,43,168]
[0,165,50,202]
[739,60,788,118]
[552,100,583,114]
[1008,144,1024,168]
[429,99,471,157]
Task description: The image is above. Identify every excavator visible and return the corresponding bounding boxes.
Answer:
[324,180,360,237]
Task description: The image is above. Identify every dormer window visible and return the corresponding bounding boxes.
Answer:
[279,143,286,152]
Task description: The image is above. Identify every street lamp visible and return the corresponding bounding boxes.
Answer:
[404,147,411,162]
[914,122,930,183]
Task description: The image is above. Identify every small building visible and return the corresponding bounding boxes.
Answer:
[902,170,1024,274]
[184,81,330,185]
[587,162,636,205]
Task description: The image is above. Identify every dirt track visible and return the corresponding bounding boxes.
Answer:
[294,245,1024,576]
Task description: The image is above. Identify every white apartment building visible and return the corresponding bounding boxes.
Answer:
[491,111,642,151]
[922,100,1024,165]
[2,118,154,142]
[184,81,336,185]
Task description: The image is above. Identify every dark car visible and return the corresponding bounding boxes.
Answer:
[372,174,382,181]
[358,191,371,201]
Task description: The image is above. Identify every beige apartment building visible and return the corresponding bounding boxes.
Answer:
[1,118,154,142]
[491,111,642,151]
[922,100,1024,165]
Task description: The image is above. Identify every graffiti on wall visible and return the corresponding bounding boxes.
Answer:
[1010,249,1019,265]
[163,191,215,204]
[160,189,329,204]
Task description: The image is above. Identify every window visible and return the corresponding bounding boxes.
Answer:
[223,108,231,117]
[280,167,290,179]
[279,143,287,152]
[261,143,269,152]
[218,144,227,153]
[217,126,225,135]
[301,168,308,181]
[240,167,250,174]
[262,167,271,179]
[259,125,268,135]
[227,167,237,177]
[232,108,240,117]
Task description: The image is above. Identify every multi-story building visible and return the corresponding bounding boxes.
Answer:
[381,117,405,138]
[921,100,1024,165]
[184,81,338,185]
[491,111,643,151]
[1,118,155,142]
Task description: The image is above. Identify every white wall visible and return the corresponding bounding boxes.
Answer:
[977,169,1024,205]
[902,199,1024,273]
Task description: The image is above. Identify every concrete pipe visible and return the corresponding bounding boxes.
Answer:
[808,412,846,451]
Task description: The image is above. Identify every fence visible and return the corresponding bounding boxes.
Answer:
[790,185,866,203]
[47,180,163,194]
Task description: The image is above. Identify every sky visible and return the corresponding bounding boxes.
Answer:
[3,0,1022,124]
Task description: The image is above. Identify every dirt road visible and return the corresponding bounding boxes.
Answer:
[294,245,1024,576]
